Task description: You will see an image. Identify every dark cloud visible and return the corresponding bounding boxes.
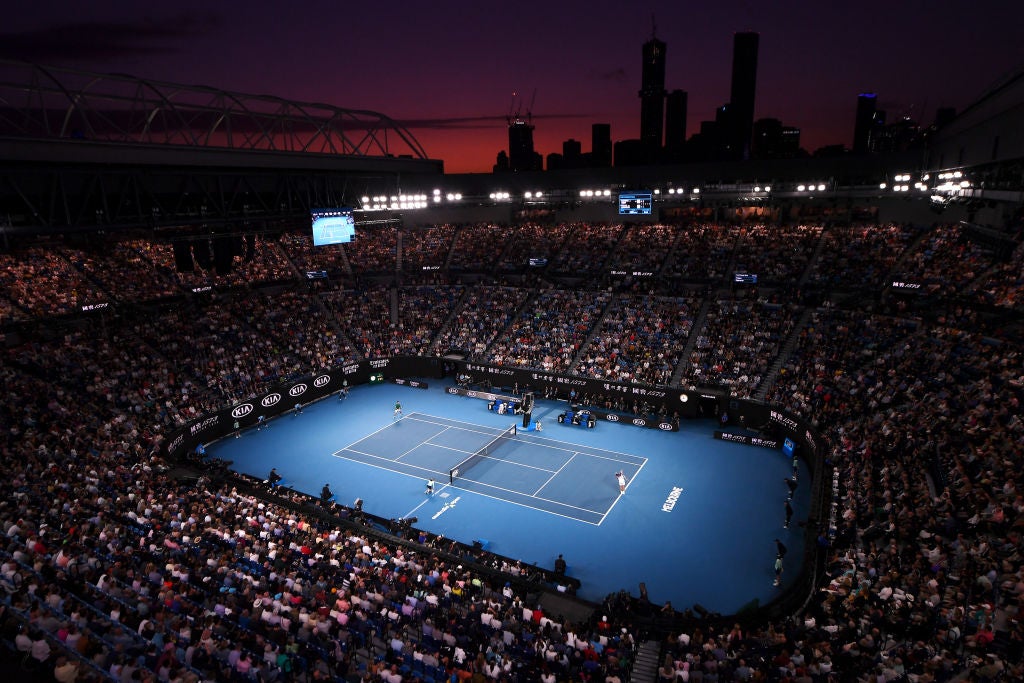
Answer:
[593,67,628,82]
[0,14,223,63]
[394,113,591,130]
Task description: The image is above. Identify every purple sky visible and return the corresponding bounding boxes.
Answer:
[3,1,1022,172]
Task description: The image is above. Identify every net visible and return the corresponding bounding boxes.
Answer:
[449,425,517,484]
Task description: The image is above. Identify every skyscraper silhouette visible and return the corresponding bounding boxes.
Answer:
[853,92,878,154]
[508,117,540,171]
[639,32,667,155]
[592,123,612,167]
[728,32,759,160]
[665,89,688,157]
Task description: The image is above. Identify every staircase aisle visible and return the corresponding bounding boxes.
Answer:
[629,640,663,683]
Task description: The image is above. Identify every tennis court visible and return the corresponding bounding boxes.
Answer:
[333,412,645,524]
[209,381,809,614]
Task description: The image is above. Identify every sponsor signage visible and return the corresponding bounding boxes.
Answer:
[313,375,331,388]
[714,430,781,449]
[532,372,586,387]
[261,393,282,408]
[288,383,308,397]
[662,486,684,512]
[448,386,525,405]
[600,414,677,430]
[191,286,213,293]
[389,378,429,390]
[189,415,219,437]
[803,429,816,453]
[231,403,254,419]
[167,433,185,456]
[599,382,665,398]
[769,409,799,431]
[466,363,515,377]
[891,281,922,290]
[81,302,110,311]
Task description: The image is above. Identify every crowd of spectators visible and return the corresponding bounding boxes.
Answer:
[901,224,1000,297]
[603,225,678,275]
[0,243,108,319]
[394,286,464,357]
[661,225,735,282]
[751,304,1024,683]
[431,287,525,360]
[968,239,1024,310]
[323,287,393,360]
[0,351,640,683]
[807,224,921,291]
[68,240,182,303]
[400,226,455,272]
[278,233,352,278]
[323,285,463,358]
[547,224,623,275]
[484,288,612,373]
[495,224,573,273]
[681,293,799,398]
[3,219,1024,682]
[447,225,508,272]
[346,228,398,275]
[573,294,697,386]
[732,224,822,285]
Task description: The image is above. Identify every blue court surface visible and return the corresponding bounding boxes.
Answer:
[207,381,809,614]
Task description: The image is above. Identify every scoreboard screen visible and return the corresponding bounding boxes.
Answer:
[618,191,653,215]
[311,208,355,246]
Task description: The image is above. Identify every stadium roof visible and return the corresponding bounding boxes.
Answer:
[0,60,431,160]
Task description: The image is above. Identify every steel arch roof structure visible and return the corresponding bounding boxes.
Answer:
[0,60,430,159]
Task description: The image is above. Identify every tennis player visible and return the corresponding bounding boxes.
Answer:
[425,478,435,495]
[616,470,627,494]
[394,400,403,419]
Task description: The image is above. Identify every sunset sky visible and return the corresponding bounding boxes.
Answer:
[2,1,1022,173]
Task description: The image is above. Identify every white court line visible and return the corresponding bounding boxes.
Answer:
[411,412,642,468]
[405,413,512,439]
[450,471,604,515]
[412,411,648,462]
[333,411,638,524]
[598,457,648,525]
[332,448,601,524]
[332,419,404,455]
[421,441,474,455]
[333,416,449,457]
[533,452,577,496]
[444,477,603,525]
[418,441,561,474]
[393,436,431,462]
[402,483,451,520]
[331,449,449,478]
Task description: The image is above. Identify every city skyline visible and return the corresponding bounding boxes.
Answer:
[2,1,1022,173]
